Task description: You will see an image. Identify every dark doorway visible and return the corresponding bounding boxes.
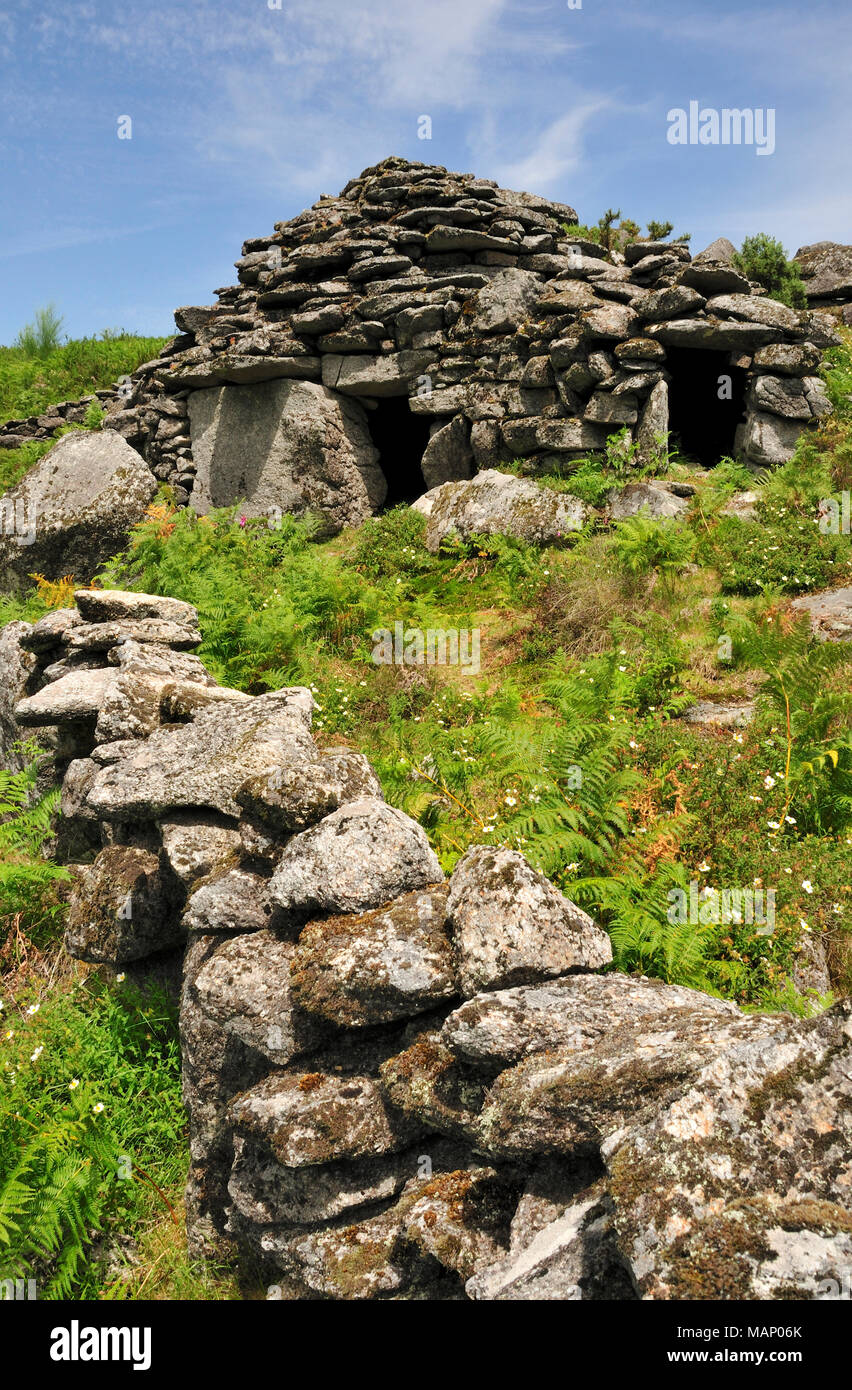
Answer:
[367,398,432,506]
[666,347,747,468]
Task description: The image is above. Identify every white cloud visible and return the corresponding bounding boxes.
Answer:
[492,103,611,191]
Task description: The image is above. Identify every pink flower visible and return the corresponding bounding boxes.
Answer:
[239,515,247,528]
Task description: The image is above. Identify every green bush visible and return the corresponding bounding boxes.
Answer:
[732,234,808,309]
[612,515,696,578]
[0,749,70,955]
[705,502,852,594]
[14,305,65,359]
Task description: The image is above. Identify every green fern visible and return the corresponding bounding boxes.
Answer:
[0,1110,118,1297]
[738,618,852,833]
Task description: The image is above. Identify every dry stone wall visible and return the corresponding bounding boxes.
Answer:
[0,389,121,452]
[5,590,851,1301]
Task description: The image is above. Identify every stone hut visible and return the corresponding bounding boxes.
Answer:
[98,156,839,535]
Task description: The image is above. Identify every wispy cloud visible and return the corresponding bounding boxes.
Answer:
[492,103,613,191]
[0,219,178,262]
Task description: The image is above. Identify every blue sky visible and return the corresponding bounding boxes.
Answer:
[0,0,849,344]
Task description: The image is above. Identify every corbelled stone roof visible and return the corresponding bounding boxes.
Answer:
[89,156,841,526]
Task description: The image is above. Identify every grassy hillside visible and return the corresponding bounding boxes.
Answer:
[0,328,168,495]
[1,329,851,1299]
[0,329,168,426]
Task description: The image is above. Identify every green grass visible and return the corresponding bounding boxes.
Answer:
[0,331,168,428]
[0,975,192,1298]
[90,398,852,1010]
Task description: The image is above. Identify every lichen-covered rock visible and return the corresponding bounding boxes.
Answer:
[605,1000,852,1299]
[420,415,474,489]
[749,374,812,420]
[440,974,737,1070]
[379,1032,489,1145]
[0,620,38,772]
[181,934,270,1258]
[290,884,456,1027]
[424,469,586,553]
[56,755,102,860]
[636,285,706,322]
[705,293,802,332]
[66,617,201,651]
[18,607,82,652]
[319,748,383,804]
[192,930,326,1064]
[468,1163,635,1300]
[94,641,222,744]
[791,585,852,642]
[397,1165,518,1281]
[228,1134,424,1227]
[236,757,340,836]
[683,700,756,727]
[636,379,669,465]
[476,1008,784,1160]
[752,342,822,376]
[235,745,381,836]
[183,867,275,934]
[468,267,544,335]
[260,1203,416,1300]
[158,811,242,889]
[742,410,808,466]
[86,689,315,820]
[679,239,749,296]
[270,799,443,918]
[15,667,118,727]
[0,431,156,588]
[64,845,183,962]
[230,1068,424,1167]
[794,241,852,303]
[607,481,689,520]
[580,303,639,341]
[447,846,611,995]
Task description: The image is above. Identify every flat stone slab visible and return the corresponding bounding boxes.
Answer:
[441,974,737,1069]
[683,700,756,727]
[86,689,315,820]
[66,619,201,651]
[74,589,199,626]
[15,667,117,725]
[792,586,852,641]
